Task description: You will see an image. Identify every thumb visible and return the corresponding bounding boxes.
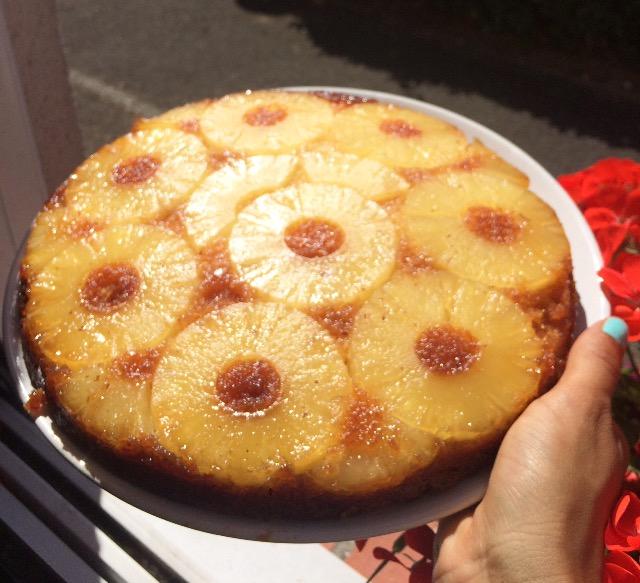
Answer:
[546,317,627,404]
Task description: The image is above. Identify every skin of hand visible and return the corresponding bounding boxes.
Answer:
[433,318,630,583]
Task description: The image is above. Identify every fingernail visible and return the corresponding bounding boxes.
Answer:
[602,317,629,347]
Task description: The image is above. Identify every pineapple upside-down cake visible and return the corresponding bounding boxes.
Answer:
[20,90,575,517]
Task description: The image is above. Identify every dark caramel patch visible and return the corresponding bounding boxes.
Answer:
[398,167,433,185]
[243,105,287,127]
[343,390,391,448]
[312,91,375,108]
[112,155,160,185]
[25,388,48,417]
[80,263,140,314]
[415,325,481,375]
[284,219,345,258]
[398,240,433,273]
[197,239,252,310]
[113,349,161,381]
[151,208,186,235]
[379,119,422,138]
[209,150,241,170]
[453,156,483,172]
[216,358,281,414]
[179,118,201,133]
[312,305,356,339]
[465,206,524,244]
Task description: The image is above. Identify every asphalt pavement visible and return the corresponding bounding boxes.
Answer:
[55,0,639,176]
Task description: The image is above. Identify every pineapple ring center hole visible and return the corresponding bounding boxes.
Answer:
[216,358,281,414]
[80,263,141,314]
[464,206,524,244]
[243,104,288,127]
[112,155,160,185]
[415,325,481,376]
[284,218,345,258]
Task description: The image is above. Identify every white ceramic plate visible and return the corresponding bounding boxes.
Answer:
[2,87,608,543]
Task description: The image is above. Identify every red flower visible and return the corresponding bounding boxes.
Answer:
[604,491,640,552]
[559,159,640,215]
[603,551,640,583]
[599,254,640,341]
[612,305,640,342]
[599,254,640,304]
[585,208,632,264]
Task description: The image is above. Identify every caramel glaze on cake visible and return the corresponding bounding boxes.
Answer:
[19,90,575,519]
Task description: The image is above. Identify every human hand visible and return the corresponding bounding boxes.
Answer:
[433,318,630,583]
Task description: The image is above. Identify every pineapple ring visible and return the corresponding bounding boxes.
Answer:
[22,204,102,282]
[51,350,158,448]
[184,154,298,248]
[64,128,208,223]
[322,102,468,169]
[402,169,570,290]
[132,99,214,133]
[200,91,334,154]
[229,183,398,309]
[24,225,198,367]
[349,270,543,441]
[308,391,439,494]
[300,147,409,202]
[151,302,350,487]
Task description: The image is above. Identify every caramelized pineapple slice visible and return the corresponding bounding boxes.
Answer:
[453,140,530,188]
[151,302,350,486]
[350,271,543,441]
[24,225,197,367]
[324,102,468,169]
[300,147,409,201]
[52,349,159,447]
[229,183,397,309]
[22,204,101,282]
[64,129,208,223]
[184,154,298,248]
[132,99,213,133]
[200,91,334,154]
[402,167,570,290]
[309,390,439,493]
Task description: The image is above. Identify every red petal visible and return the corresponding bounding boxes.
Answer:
[595,225,630,265]
[585,207,618,230]
[355,539,368,552]
[372,547,400,563]
[613,305,640,341]
[600,268,636,300]
[623,188,640,219]
[604,550,640,583]
[404,526,435,558]
[621,254,640,289]
[409,559,433,583]
[558,172,587,199]
[605,493,640,551]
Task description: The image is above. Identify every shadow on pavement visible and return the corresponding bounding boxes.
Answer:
[238,0,639,151]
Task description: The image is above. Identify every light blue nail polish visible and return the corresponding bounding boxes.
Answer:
[602,317,628,346]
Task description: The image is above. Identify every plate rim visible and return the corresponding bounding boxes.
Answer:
[2,86,608,543]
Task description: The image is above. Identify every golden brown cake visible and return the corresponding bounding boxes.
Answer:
[20,90,575,517]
